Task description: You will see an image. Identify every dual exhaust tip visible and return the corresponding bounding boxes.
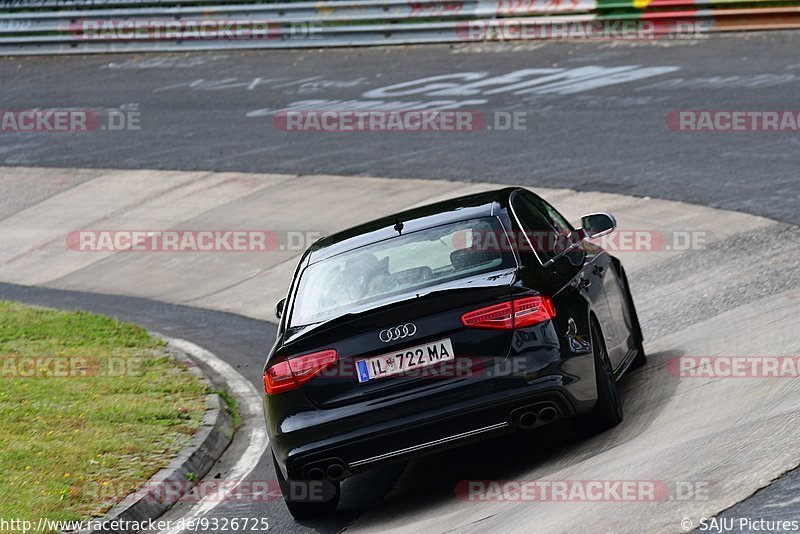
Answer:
[515,404,560,429]
[306,461,347,481]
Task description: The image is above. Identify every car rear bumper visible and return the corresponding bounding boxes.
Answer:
[267,352,597,481]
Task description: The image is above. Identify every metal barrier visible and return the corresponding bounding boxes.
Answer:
[1,0,799,54]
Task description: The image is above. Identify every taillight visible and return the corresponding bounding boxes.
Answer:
[512,296,556,328]
[264,361,294,395]
[461,296,555,330]
[289,350,338,384]
[264,349,337,395]
[461,301,513,329]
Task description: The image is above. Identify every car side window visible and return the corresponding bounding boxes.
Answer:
[510,191,561,264]
[522,191,574,237]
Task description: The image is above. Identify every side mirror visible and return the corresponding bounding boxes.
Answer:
[275,298,286,320]
[580,212,616,239]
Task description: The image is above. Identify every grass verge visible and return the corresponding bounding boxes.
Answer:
[0,301,208,524]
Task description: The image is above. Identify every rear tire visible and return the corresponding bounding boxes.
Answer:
[575,321,623,436]
[272,452,340,519]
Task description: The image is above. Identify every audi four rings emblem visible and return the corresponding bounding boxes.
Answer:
[379,323,417,343]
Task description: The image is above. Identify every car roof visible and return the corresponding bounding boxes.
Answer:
[306,187,520,264]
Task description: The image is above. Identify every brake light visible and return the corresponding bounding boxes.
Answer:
[461,296,555,330]
[264,349,337,395]
[289,350,338,383]
[461,301,513,329]
[513,296,557,328]
[264,361,294,395]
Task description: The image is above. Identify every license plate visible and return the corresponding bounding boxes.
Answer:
[356,338,455,383]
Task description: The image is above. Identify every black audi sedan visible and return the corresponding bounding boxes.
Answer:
[263,187,645,518]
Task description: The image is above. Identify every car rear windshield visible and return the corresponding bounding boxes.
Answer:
[289,217,516,327]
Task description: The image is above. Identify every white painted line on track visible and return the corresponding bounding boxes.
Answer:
[160,338,269,534]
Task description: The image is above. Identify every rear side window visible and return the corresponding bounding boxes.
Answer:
[510,190,574,264]
[289,217,516,327]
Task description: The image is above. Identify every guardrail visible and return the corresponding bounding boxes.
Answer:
[1,0,798,54]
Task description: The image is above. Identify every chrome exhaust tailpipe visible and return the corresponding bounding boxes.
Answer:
[326,463,346,481]
[517,411,538,429]
[538,406,558,423]
[512,402,561,429]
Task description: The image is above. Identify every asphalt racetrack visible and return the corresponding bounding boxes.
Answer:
[2,31,800,223]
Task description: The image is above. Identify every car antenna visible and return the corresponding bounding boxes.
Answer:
[394,218,404,235]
